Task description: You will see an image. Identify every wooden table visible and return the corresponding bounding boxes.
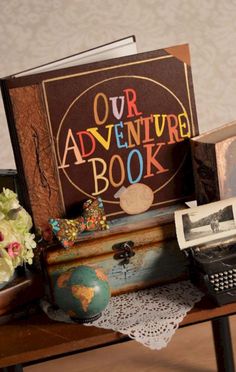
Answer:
[0,297,236,372]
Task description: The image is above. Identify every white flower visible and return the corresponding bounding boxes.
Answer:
[0,188,20,215]
[0,189,37,284]
[0,220,21,247]
[9,209,33,234]
[23,233,36,265]
[24,233,37,250]
[0,249,14,283]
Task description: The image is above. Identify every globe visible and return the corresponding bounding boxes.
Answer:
[54,265,111,323]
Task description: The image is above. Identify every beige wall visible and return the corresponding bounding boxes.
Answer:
[1,0,236,168]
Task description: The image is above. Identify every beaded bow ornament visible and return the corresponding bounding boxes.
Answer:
[49,197,108,248]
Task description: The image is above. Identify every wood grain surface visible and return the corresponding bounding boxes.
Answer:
[1,296,236,368]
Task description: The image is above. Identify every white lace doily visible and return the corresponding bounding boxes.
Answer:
[41,281,203,350]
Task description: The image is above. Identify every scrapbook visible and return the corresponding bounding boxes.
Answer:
[1,37,199,295]
[1,37,198,232]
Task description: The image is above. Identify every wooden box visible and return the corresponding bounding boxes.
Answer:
[44,206,188,296]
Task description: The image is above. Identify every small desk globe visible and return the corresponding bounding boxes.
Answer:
[54,265,110,323]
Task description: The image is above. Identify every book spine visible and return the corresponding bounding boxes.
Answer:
[191,140,220,204]
[3,83,64,231]
[0,80,31,212]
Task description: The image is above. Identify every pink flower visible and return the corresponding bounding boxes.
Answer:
[0,232,4,241]
[7,242,21,258]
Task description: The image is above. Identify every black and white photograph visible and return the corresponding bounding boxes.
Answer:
[175,197,236,249]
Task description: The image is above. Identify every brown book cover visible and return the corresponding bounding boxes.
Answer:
[1,41,198,231]
[191,121,236,204]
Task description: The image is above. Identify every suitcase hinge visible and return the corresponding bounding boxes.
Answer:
[112,241,135,265]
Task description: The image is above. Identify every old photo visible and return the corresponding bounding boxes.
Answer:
[175,197,236,249]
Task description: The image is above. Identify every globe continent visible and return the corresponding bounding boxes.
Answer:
[54,265,110,322]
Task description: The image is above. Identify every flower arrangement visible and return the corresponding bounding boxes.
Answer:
[0,188,36,285]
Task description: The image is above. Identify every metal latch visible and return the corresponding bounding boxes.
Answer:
[112,240,135,265]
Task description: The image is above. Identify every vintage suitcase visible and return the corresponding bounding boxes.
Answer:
[44,205,189,297]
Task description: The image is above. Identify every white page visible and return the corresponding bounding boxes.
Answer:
[15,36,137,77]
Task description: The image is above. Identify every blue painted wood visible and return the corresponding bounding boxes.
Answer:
[49,239,188,295]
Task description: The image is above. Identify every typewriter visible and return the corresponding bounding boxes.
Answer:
[174,197,236,306]
[187,239,236,306]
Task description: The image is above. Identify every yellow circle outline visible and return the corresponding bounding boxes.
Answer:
[57,75,190,203]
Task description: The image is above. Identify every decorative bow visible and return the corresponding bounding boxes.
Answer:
[49,197,108,248]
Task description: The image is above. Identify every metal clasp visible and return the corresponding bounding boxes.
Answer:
[112,240,135,265]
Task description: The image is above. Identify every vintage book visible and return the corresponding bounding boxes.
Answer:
[191,121,236,205]
[44,205,188,296]
[1,38,198,233]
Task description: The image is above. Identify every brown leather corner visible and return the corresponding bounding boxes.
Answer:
[164,44,190,66]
